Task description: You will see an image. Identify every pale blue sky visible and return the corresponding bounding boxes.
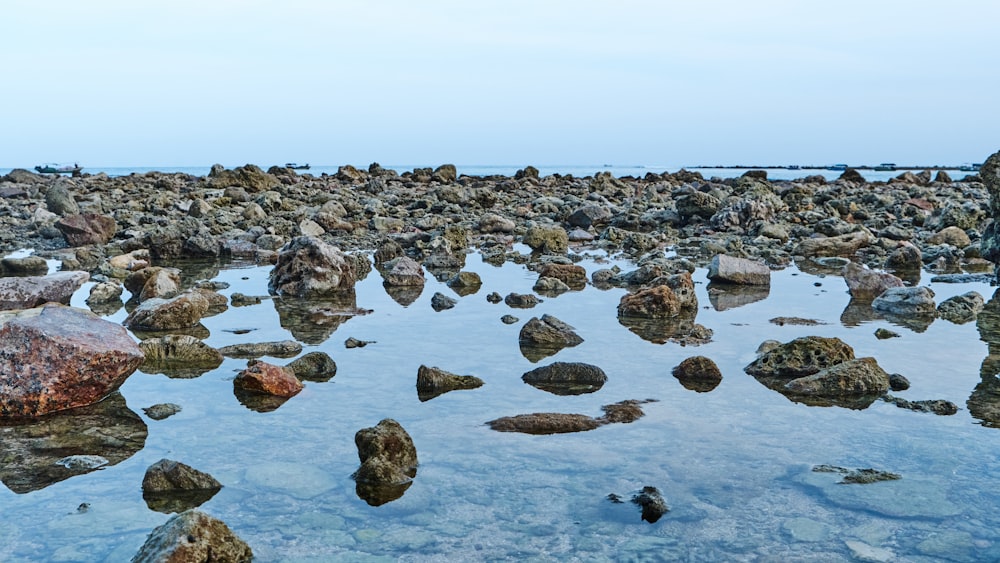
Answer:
[4,1,998,168]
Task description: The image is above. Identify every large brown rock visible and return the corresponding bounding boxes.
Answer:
[617,285,681,319]
[125,267,182,302]
[672,356,723,392]
[233,360,303,398]
[536,263,588,290]
[0,271,89,310]
[131,509,253,563]
[123,291,211,331]
[138,334,224,378]
[142,459,223,514]
[784,357,890,397]
[207,163,279,193]
[55,213,117,246]
[353,419,419,505]
[521,361,606,395]
[416,365,484,401]
[518,314,584,361]
[745,336,855,379]
[269,236,357,297]
[0,304,144,417]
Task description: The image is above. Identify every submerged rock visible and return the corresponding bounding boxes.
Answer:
[1,304,144,418]
[353,418,418,506]
[416,364,484,401]
[881,395,958,416]
[143,403,182,420]
[745,336,855,379]
[811,464,901,484]
[631,486,669,523]
[218,340,303,359]
[672,356,722,392]
[518,314,584,361]
[487,412,602,435]
[142,458,223,514]
[131,509,253,563]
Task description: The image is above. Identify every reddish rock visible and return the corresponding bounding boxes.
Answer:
[234,360,303,398]
[617,285,681,318]
[131,509,253,563]
[55,213,117,247]
[0,271,89,310]
[0,304,144,418]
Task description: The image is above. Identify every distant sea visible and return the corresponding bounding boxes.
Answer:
[0,164,978,183]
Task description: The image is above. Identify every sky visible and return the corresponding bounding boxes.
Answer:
[4,1,999,168]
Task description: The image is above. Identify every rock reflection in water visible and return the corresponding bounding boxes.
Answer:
[617,313,712,346]
[356,480,414,507]
[706,283,770,311]
[383,284,423,307]
[273,290,361,345]
[839,299,883,327]
[130,324,212,342]
[233,387,291,413]
[0,392,147,494]
[971,290,1000,427]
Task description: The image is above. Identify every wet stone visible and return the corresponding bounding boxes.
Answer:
[143,403,182,420]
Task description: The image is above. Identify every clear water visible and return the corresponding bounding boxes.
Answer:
[2,252,1000,562]
[0,164,975,183]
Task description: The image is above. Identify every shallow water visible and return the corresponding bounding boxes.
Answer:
[3,252,1000,562]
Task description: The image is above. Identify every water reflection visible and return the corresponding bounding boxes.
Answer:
[383,284,423,307]
[971,289,1000,427]
[617,312,712,346]
[273,290,361,345]
[233,386,292,413]
[0,392,147,494]
[706,283,770,311]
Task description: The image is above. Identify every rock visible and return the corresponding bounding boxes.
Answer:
[123,290,211,331]
[745,336,855,378]
[380,256,425,287]
[842,262,904,300]
[139,334,224,378]
[676,191,721,221]
[207,162,279,193]
[234,359,303,398]
[874,328,900,340]
[44,179,80,216]
[617,285,681,318]
[142,458,223,513]
[596,399,652,423]
[0,391,146,493]
[769,317,825,326]
[1,255,49,275]
[432,164,457,183]
[631,486,669,523]
[286,351,337,382]
[143,403,181,420]
[0,304,144,418]
[884,242,922,272]
[55,213,117,246]
[416,364,484,401]
[567,205,613,228]
[523,224,569,254]
[218,340,303,359]
[888,373,910,390]
[268,236,357,297]
[707,254,770,285]
[794,231,873,258]
[872,286,937,316]
[353,418,418,505]
[87,280,124,307]
[672,356,722,392]
[131,509,253,563]
[345,336,374,348]
[535,263,588,289]
[533,276,571,295]
[521,361,606,395]
[430,292,457,311]
[487,412,601,435]
[518,314,584,361]
[0,270,89,310]
[937,291,984,324]
[882,395,958,415]
[446,271,482,295]
[706,283,769,311]
[126,267,182,302]
[477,213,516,233]
[783,357,890,398]
[927,225,971,247]
[504,292,542,308]
[812,464,900,484]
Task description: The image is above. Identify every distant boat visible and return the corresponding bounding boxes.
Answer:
[874,163,897,171]
[826,163,849,171]
[787,165,800,170]
[35,163,82,174]
[958,163,981,172]
[285,163,310,170]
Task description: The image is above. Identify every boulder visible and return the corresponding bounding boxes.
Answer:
[784,357,890,397]
[745,336,855,379]
[55,213,117,247]
[139,335,224,378]
[872,286,937,317]
[504,292,542,308]
[707,254,770,285]
[672,356,722,392]
[142,459,223,514]
[937,291,984,324]
[1,255,49,276]
[416,365,484,401]
[487,412,601,435]
[432,163,457,183]
[125,267,182,302]
[0,271,89,310]
[523,224,569,254]
[86,281,124,308]
[446,271,483,294]
[233,360,303,398]
[430,291,457,311]
[676,191,721,222]
[143,403,181,420]
[521,361,607,395]
[353,419,418,505]
[884,242,922,272]
[518,314,584,361]
[631,486,669,523]
[535,263,588,290]
[617,285,680,319]
[477,213,516,233]
[131,509,253,563]
[286,351,337,382]
[0,304,144,417]
[123,290,211,331]
[380,256,425,287]
[44,179,80,216]
[207,163,279,193]
[268,236,357,297]
[927,226,971,248]
[567,205,613,228]
[842,262,904,300]
[794,231,873,258]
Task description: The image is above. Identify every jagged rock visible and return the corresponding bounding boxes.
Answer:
[416,365,484,401]
[123,290,211,331]
[794,231,873,258]
[142,459,222,513]
[707,254,770,285]
[505,292,542,308]
[872,286,937,317]
[937,291,984,324]
[676,191,721,221]
[0,304,144,418]
[380,256,425,287]
[521,361,606,395]
[139,334,224,378]
[286,351,337,382]
[523,224,569,254]
[430,292,457,311]
[842,262,904,300]
[218,340,303,359]
[617,285,681,318]
[0,270,89,310]
[631,486,669,523]
[745,336,855,378]
[882,395,958,415]
[927,226,971,247]
[55,213,117,246]
[207,163,279,193]
[884,242,922,272]
[783,357,890,397]
[131,509,253,563]
[269,236,357,297]
[518,314,584,361]
[353,419,418,506]
[44,179,80,216]
[535,263,588,289]
[672,356,722,392]
[567,205,613,228]
[234,359,303,398]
